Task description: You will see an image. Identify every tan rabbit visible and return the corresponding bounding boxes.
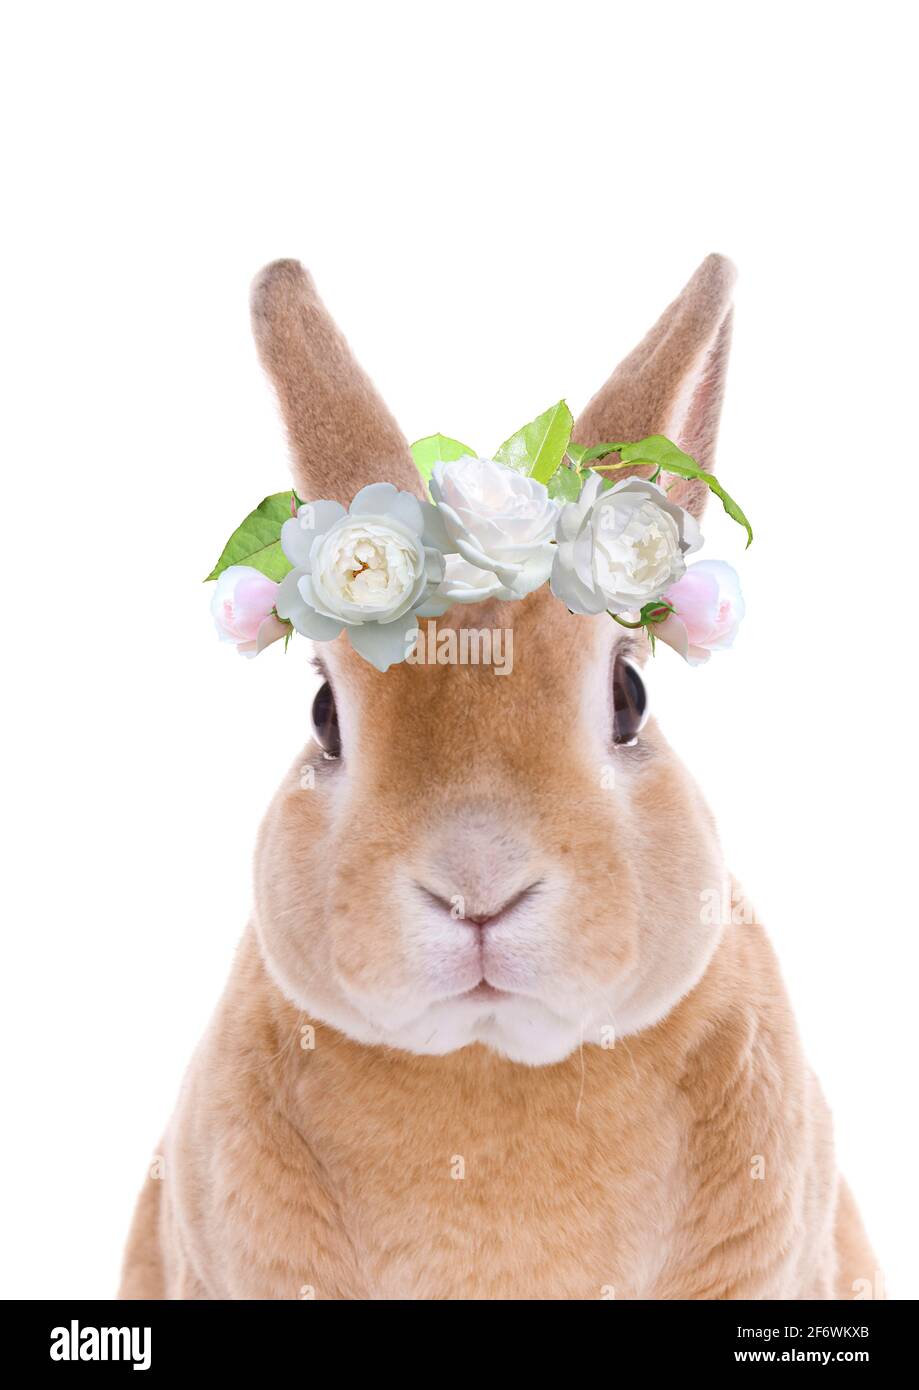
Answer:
[119,254,877,1301]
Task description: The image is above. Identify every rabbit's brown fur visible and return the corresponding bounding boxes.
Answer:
[120,256,877,1300]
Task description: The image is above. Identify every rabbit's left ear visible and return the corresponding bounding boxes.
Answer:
[573,253,736,520]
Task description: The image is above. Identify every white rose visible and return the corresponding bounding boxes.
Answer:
[435,556,519,604]
[429,456,560,598]
[276,483,451,671]
[551,472,702,616]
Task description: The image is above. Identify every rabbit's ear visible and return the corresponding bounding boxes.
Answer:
[573,253,736,518]
[250,260,419,504]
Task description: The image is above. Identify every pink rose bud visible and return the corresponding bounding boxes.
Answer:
[237,612,290,659]
[210,565,284,655]
[656,560,745,665]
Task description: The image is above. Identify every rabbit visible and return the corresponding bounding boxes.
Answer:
[119,254,878,1301]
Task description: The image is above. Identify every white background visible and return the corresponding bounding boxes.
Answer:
[2,1,916,1299]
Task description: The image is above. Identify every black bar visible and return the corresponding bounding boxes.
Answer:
[0,1298,913,1375]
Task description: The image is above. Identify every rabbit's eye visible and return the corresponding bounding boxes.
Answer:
[311,681,341,758]
[612,655,648,746]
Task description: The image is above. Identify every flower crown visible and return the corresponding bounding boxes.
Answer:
[206,401,752,672]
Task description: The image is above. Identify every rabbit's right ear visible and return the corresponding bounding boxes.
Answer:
[250,260,420,505]
[574,253,736,520]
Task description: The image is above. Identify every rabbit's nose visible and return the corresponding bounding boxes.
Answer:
[417,883,541,928]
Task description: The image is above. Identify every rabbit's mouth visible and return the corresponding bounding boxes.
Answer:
[460,982,512,1003]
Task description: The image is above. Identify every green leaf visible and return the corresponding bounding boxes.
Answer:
[587,434,753,547]
[566,441,588,468]
[495,400,573,484]
[204,492,296,583]
[410,434,476,488]
[547,464,583,502]
[677,465,753,547]
[576,441,628,466]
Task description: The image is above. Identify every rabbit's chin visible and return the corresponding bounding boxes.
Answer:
[294,987,601,1066]
[259,946,679,1066]
[352,994,596,1067]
